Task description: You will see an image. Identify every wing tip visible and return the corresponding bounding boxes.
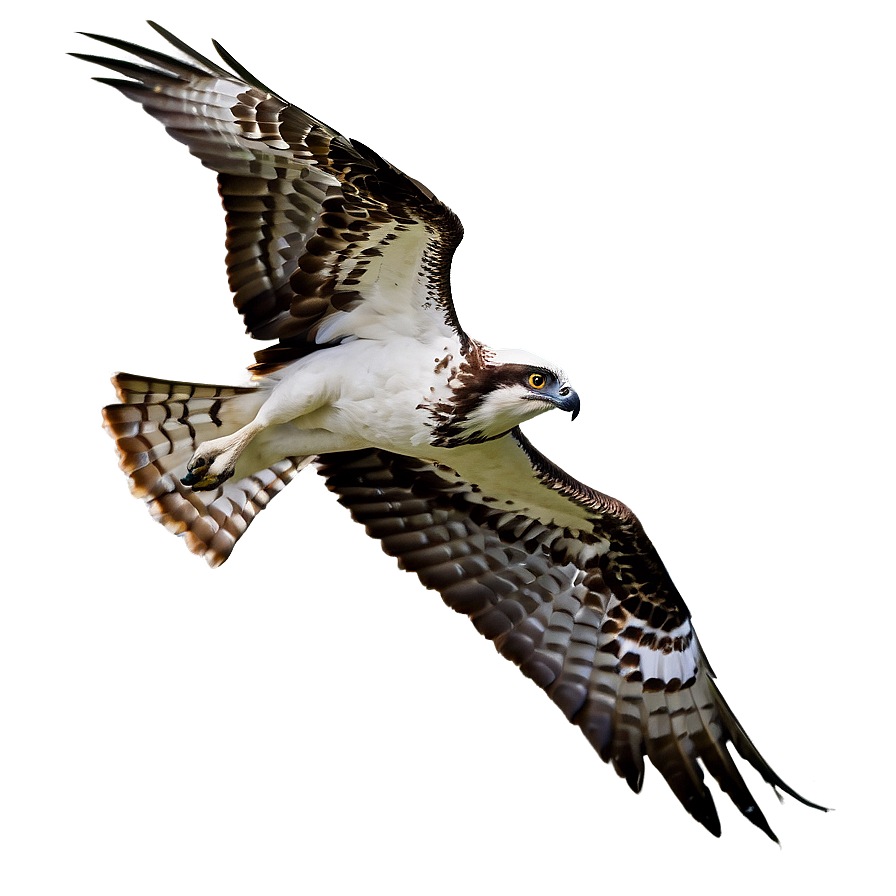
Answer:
[707,677,830,817]
[210,37,280,99]
[74,24,218,82]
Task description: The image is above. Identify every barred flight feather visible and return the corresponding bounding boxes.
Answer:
[103,374,310,566]
[317,443,826,842]
[73,21,466,367]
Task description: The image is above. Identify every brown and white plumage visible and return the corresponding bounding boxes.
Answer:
[77,23,825,841]
[102,373,311,563]
[74,25,465,358]
[317,438,820,840]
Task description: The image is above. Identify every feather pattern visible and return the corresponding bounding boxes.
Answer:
[317,435,826,841]
[73,22,466,369]
[103,373,310,566]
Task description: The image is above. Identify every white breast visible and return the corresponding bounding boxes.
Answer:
[257,334,464,455]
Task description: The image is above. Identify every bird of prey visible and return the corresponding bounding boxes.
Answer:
[75,23,824,841]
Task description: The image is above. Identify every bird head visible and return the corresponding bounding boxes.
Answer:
[432,348,580,446]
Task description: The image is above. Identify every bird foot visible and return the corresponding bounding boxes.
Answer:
[181,443,236,491]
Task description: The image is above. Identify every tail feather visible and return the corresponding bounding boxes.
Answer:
[103,373,310,566]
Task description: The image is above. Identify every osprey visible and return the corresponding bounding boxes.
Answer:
[76,23,824,841]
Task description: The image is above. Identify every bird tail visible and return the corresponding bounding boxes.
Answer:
[102,373,311,566]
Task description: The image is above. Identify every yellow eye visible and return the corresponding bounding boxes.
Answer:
[528,372,546,389]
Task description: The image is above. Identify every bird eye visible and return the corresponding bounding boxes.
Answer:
[528,373,546,389]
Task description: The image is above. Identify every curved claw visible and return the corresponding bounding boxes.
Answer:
[181,456,228,491]
[181,469,224,491]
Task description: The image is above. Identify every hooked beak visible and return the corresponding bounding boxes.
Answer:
[556,387,580,420]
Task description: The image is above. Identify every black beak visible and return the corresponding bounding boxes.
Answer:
[557,388,580,420]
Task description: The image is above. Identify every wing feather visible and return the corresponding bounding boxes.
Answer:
[73,24,466,367]
[318,439,825,840]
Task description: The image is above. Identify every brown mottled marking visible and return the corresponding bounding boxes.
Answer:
[315,445,825,841]
[102,374,310,566]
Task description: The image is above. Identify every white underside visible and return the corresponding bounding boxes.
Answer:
[215,336,591,533]
[231,334,462,479]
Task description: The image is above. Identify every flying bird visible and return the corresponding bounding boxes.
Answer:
[75,23,824,841]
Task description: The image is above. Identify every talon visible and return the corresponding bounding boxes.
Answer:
[181,470,220,490]
[180,427,255,491]
[181,470,230,490]
[186,476,224,491]
[187,454,207,471]
[181,454,224,490]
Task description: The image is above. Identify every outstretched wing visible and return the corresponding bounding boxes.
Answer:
[317,432,825,841]
[73,23,467,370]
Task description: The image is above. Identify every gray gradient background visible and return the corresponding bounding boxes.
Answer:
[3,2,891,893]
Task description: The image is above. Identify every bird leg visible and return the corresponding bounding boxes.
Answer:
[181,421,265,491]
